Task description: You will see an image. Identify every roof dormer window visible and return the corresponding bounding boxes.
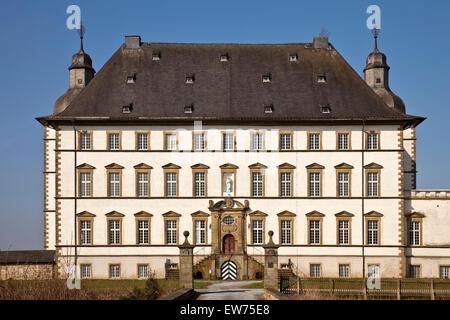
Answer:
[184,105,194,114]
[264,105,274,113]
[320,105,331,114]
[122,104,133,114]
[185,75,195,84]
[262,74,271,83]
[289,54,298,62]
[152,52,161,61]
[126,74,136,84]
[317,75,327,83]
[220,54,229,62]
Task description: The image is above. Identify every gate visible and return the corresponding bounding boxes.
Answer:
[221,260,237,280]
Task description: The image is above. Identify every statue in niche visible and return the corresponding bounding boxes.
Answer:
[225,176,233,193]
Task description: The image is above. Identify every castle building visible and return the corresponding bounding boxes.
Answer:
[37,34,450,280]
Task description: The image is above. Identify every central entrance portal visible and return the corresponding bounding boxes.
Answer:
[221,260,237,280]
[223,234,235,254]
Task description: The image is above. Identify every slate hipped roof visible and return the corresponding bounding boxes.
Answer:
[0,250,55,265]
[39,40,424,124]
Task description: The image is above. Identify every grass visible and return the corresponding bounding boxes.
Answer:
[242,281,264,289]
[193,280,212,290]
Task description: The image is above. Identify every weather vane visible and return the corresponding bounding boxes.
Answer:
[77,22,86,52]
[371,25,380,52]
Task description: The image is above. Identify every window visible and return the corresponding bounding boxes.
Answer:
[138,264,149,279]
[279,133,292,150]
[308,133,320,150]
[80,172,91,197]
[220,54,229,62]
[338,172,349,197]
[309,220,321,245]
[184,105,193,113]
[166,220,177,244]
[309,172,321,197]
[409,265,420,278]
[408,221,421,246]
[280,220,292,245]
[339,264,350,278]
[108,220,121,245]
[193,132,206,151]
[194,220,206,245]
[251,133,263,150]
[223,133,234,151]
[126,74,136,84]
[134,172,149,197]
[289,54,298,62]
[367,172,379,197]
[137,220,149,245]
[337,133,349,150]
[367,220,379,245]
[321,106,331,113]
[108,133,120,150]
[317,75,327,83]
[166,172,177,197]
[262,74,271,83]
[137,133,149,150]
[338,220,350,245]
[185,76,194,84]
[440,266,449,279]
[368,265,380,278]
[310,264,321,278]
[81,264,91,279]
[252,172,263,197]
[165,133,177,150]
[223,216,235,225]
[109,264,120,278]
[79,132,91,150]
[194,172,206,197]
[108,172,120,197]
[280,172,291,197]
[367,133,379,150]
[122,105,132,114]
[80,220,92,245]
[264,105,273,113]
[252,220,263,245]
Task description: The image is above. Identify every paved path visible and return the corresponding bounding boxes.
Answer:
[197,281,264,300]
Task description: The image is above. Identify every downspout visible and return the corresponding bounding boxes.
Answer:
[72,121,78,274]
[361,119,366,281]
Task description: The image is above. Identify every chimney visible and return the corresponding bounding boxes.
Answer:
[313,36,329,49]
[125,35,141,49]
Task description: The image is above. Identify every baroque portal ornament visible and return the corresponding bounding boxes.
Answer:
[225,197,233,209]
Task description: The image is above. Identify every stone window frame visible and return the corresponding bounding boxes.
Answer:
[279,131,293,151]
[364,163,383,197]
[192,130,207,151]
[135,131,151,151]
[406,212,425,246]
[106,131,122,151]
[250,130,265,151]
[309,263,322,278]
[365,130,381,150]
[162,163,181,197]
[106,211,124,245]
[80,263,92,279]
[338,263,351,278]
[336,131,352,150]
[191,210,209,245]
[306,163,324,197]
[249,210,268,245]
[76,211,96,245]
[307,131,322,150]
[249,163,267,197]
[277,210,296,245]
[365,211,383,246]
[163,211,181,245]
[408,264,422,278]
[163,131,179,151]
[220,163,238,196]
[278,163,295,197]
[335,211,354,245]
[105,163,124,197]
[134,163,152,198]
[76,163,95,197]
[221,130,237,151]
[137,263,150,279]
[306,211,325,245]
[77,130,93,150]
[335,163,353,197]
[108,263,121,279]
[134,211,152,245]
[439,265,450,279]
[191,164,209,197]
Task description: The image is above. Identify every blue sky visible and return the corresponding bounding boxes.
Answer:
[0,0,449,250]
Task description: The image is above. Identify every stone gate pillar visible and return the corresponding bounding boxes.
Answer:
[178,231,194,289]
[263,231,279,289]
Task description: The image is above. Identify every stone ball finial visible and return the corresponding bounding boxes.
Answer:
[183,231,190,238]
[268,230,274,237]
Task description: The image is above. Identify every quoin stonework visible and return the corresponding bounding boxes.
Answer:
[36,34,450,281]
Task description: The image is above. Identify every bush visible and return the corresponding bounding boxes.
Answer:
[122,275,161,300]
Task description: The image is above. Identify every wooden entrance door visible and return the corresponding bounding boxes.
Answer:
[223,234,235,254]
